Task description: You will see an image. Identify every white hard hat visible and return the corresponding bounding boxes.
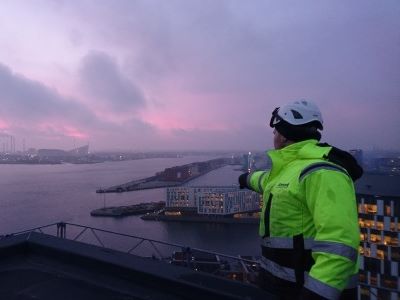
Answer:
[270,99,323,130]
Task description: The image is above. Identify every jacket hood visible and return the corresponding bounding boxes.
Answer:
[268,140,363,182]
[317,143,363,181]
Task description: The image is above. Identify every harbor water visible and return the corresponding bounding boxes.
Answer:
[0,156,260,256]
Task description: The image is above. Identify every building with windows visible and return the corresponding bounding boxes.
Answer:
[166,187,197,209]
[356,173,400,300]
[166,186,261,215]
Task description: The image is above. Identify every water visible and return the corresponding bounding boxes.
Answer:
[0,156,260,256]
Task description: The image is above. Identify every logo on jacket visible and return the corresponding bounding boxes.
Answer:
[276,183,289,188]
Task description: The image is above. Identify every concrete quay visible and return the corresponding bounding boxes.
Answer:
[91,201,165,217]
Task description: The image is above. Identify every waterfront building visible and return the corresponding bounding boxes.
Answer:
[166,186,261,215]
[356,173,400,300]
[166,186,196,208]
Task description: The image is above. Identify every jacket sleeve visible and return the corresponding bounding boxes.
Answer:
[247,171,270,194]
[303,170,360,299]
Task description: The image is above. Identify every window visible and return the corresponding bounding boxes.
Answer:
[385,205,391,216]
[391,248,400,262]
[370,234,381,244]
[364,257,380,273]
[384,235,399,246]
[377,249,385,259]
[390,222,397,231]
[381,275,398,289]
[369,274,378,286]
[359,271,367,283]
[360,233,366,241]
[377,289,392,300]
[376,221,383,230]
[360,287,370,299]
[362,204,377,214]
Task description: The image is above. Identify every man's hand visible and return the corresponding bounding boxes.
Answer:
[238,172,249,189]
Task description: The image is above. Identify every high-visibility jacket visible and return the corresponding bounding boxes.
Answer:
[247,140,360,299]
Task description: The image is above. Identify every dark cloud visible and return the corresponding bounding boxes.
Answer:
[66,1,400,98]
[0,62,156,149]
[79,51,146,112]
[0,63,97,125]
[65,0,399,149]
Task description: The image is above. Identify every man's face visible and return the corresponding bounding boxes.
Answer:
[273,129,287,150]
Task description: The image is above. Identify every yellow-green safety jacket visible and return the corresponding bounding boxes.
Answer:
[247,140,360,299]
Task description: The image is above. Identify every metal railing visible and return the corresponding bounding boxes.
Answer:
[4,223,393,298]
[1,222,260,280]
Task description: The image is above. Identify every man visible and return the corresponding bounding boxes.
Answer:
[239,100,362,300]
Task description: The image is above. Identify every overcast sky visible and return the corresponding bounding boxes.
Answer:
[0,0,399,151]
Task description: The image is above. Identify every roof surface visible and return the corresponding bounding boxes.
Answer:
[0,232,274,300]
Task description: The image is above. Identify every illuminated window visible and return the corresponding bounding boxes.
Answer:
[385,205,391,216]
[362,204,377,214]
[362,247,371,257]
[390,222,397,231]
[360,233,366,241]
[376,221,383,230]
[377,249,385,259]
[370,234,381,243]
[384,235,399,246]
[362,219,375,228]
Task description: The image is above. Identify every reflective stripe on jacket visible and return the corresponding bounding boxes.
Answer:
[248,140,360,299]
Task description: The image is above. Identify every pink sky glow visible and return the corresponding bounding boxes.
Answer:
[0,1,399,151]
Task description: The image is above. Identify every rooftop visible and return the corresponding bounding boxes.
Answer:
[0,231,274,300]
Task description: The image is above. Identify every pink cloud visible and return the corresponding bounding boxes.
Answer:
[0,119,10,130]
[37,123,88,140]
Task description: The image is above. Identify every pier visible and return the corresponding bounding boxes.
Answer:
[96,158,230,193]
